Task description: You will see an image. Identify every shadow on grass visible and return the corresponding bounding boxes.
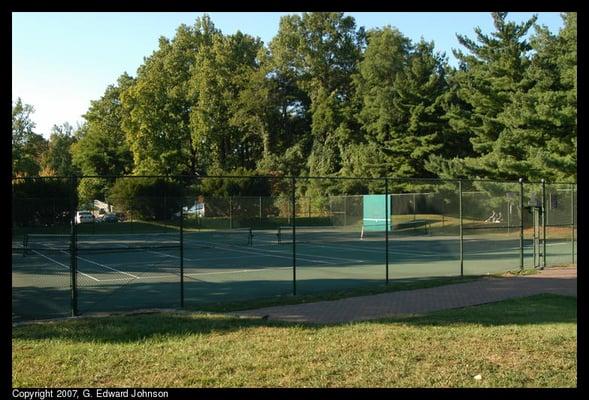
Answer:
[12,292,576,344]
[12,274,483,323]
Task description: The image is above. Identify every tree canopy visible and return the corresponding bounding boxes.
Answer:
[13,12,577,194]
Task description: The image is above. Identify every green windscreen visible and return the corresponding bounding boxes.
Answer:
[362,194,392,231]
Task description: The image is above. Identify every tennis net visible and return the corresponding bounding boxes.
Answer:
[25,228,255,255]
[276,225,363,244]
[185,228,253,248]
[24,232,181,254]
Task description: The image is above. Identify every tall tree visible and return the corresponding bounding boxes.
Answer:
[352,27,452,185]
[41,122,80,176]
[12,98,48,177]
[494,12,576,182]
[71,74,135,201]
[439,12,539,180]
[189,30,263,173]
[268,12,365,181]
[122,17,219,175]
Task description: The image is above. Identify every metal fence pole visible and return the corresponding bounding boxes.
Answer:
[385,178,389,285]
[459,180,463,277]
[541,179,547,269]
[571,183,575,264]
[259,196,262,225]
[344,196,348,226]
[229,196,233,229]
[180,202,184,308]
[70,175,79,317]
[291,176,296,295]
[519,178,524,271]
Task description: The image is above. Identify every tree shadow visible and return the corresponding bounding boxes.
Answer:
[12,277,576,344]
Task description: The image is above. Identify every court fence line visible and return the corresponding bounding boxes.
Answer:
[11,175,577,321]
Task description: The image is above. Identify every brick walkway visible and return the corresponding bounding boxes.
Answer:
[235,266,577,324]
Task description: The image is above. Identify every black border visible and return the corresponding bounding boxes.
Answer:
[6,0,584,398]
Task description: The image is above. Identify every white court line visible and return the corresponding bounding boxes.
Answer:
[184,266,293,278]
[99,265,294,281]
[148,249,272,262]
[75,254,139,279]
[189,240,335,264]
[147,250,190,260]
[96,275,178,282]
[31,250,100,282]
[289,241,386,255]
[255,246,368,264]
[152,241,367,264]
[43,242,140,280]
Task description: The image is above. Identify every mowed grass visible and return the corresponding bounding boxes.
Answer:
[13,294,576,388]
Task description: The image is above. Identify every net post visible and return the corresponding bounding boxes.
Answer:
[291,176,296,296]
[70,175,79,317]
[541,179,546,269]
[385,177,389,285]
[459,180,463,277]
[519,178,524,271]
[180,200,184,309]
[571,183,575,264]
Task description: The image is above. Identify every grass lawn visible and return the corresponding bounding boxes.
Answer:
[12,293,576,388]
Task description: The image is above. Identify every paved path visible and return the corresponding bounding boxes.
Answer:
[235,266,577,324]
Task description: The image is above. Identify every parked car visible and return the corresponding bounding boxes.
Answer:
[75,211,94,224]
[174,203,205,218]
[98,213,119,223]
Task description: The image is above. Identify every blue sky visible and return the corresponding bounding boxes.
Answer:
[12,12,566,137]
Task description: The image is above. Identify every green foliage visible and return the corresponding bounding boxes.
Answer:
[17,12,576,187]
[12,178,73,227]
[434,12,576,182]
[353,27,452,184]
[107,178,185,220]
[41,123,80,176]
[198,168,274,197]
[71,74,135,203]
[12,98,48,177]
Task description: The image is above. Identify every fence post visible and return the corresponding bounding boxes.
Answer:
[344,196,348,226]
[385,178,389,285]
[291,176,296,296]
[571,183,575,264]
[459,180,463,277]
[180,201,184,308]
[259,196,263,226]
[70,175,79,317]
[541,179,546,269]
[519,178,524,271]
[229,196,233,229]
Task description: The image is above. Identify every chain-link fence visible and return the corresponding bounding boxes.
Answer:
[11,175,577,321]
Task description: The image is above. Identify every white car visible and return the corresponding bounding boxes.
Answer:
[75,211,94,224]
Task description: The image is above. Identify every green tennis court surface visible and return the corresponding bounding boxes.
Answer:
[11,228,576,322]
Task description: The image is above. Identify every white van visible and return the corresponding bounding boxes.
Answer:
[75,211,94,224]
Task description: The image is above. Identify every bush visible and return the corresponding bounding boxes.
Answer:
[107,178,184,221]
[12,178,74,227]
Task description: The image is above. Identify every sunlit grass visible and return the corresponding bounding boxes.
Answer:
[13,294,576,388]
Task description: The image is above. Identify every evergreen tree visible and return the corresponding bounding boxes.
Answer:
[439,12,539,180]
[352,27,451,185]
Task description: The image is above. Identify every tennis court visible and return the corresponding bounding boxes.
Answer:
[11,175,577,322]
[11,225,575,322]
